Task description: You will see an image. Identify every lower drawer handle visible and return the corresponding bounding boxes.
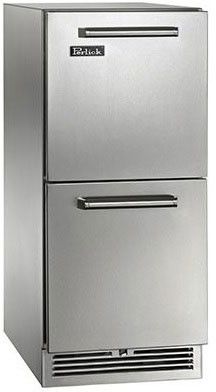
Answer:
[77,195,178,210]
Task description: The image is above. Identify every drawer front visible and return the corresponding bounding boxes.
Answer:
[47,180,207,353]
[47,12,207,181]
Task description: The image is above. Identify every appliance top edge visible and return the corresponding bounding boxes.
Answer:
[4,3,203,12]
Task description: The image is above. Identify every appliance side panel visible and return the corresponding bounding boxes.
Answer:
[4,5,44,382]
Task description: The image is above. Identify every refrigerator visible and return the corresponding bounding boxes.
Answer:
[4,2,208,387]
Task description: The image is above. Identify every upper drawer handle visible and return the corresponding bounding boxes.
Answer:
[78,27,179,38]
[77,195,178,210]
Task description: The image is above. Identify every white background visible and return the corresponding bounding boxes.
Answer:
[0,0,215,390]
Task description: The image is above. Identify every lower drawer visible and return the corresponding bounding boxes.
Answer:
[46,179,207,353]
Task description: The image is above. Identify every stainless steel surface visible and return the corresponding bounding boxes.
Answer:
[80,26,179,37]
[47,11,207,181]
[4,3,208,387]
[4,4,44,382]
[77,194,178,209]
[42,345,202,386]
[8,3,203,12]
[47,180,207,353]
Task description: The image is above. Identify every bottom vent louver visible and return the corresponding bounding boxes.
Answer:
[52,346,194,378]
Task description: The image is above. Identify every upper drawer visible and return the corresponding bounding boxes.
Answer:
[46,12,207,181]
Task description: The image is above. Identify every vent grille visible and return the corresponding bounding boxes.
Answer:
[52,347,194,378]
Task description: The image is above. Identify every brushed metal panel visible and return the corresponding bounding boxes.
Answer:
[4,5,44,382]
[10,3,203,12]
[47,180,207,353]
[47,12,207,181]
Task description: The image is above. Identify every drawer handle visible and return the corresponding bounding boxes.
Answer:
[78,27,179,38]
[77,195,178,210]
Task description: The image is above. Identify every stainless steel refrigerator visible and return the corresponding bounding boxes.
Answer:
[4,2,208,387]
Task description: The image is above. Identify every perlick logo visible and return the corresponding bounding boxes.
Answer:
[70,46,105,57]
